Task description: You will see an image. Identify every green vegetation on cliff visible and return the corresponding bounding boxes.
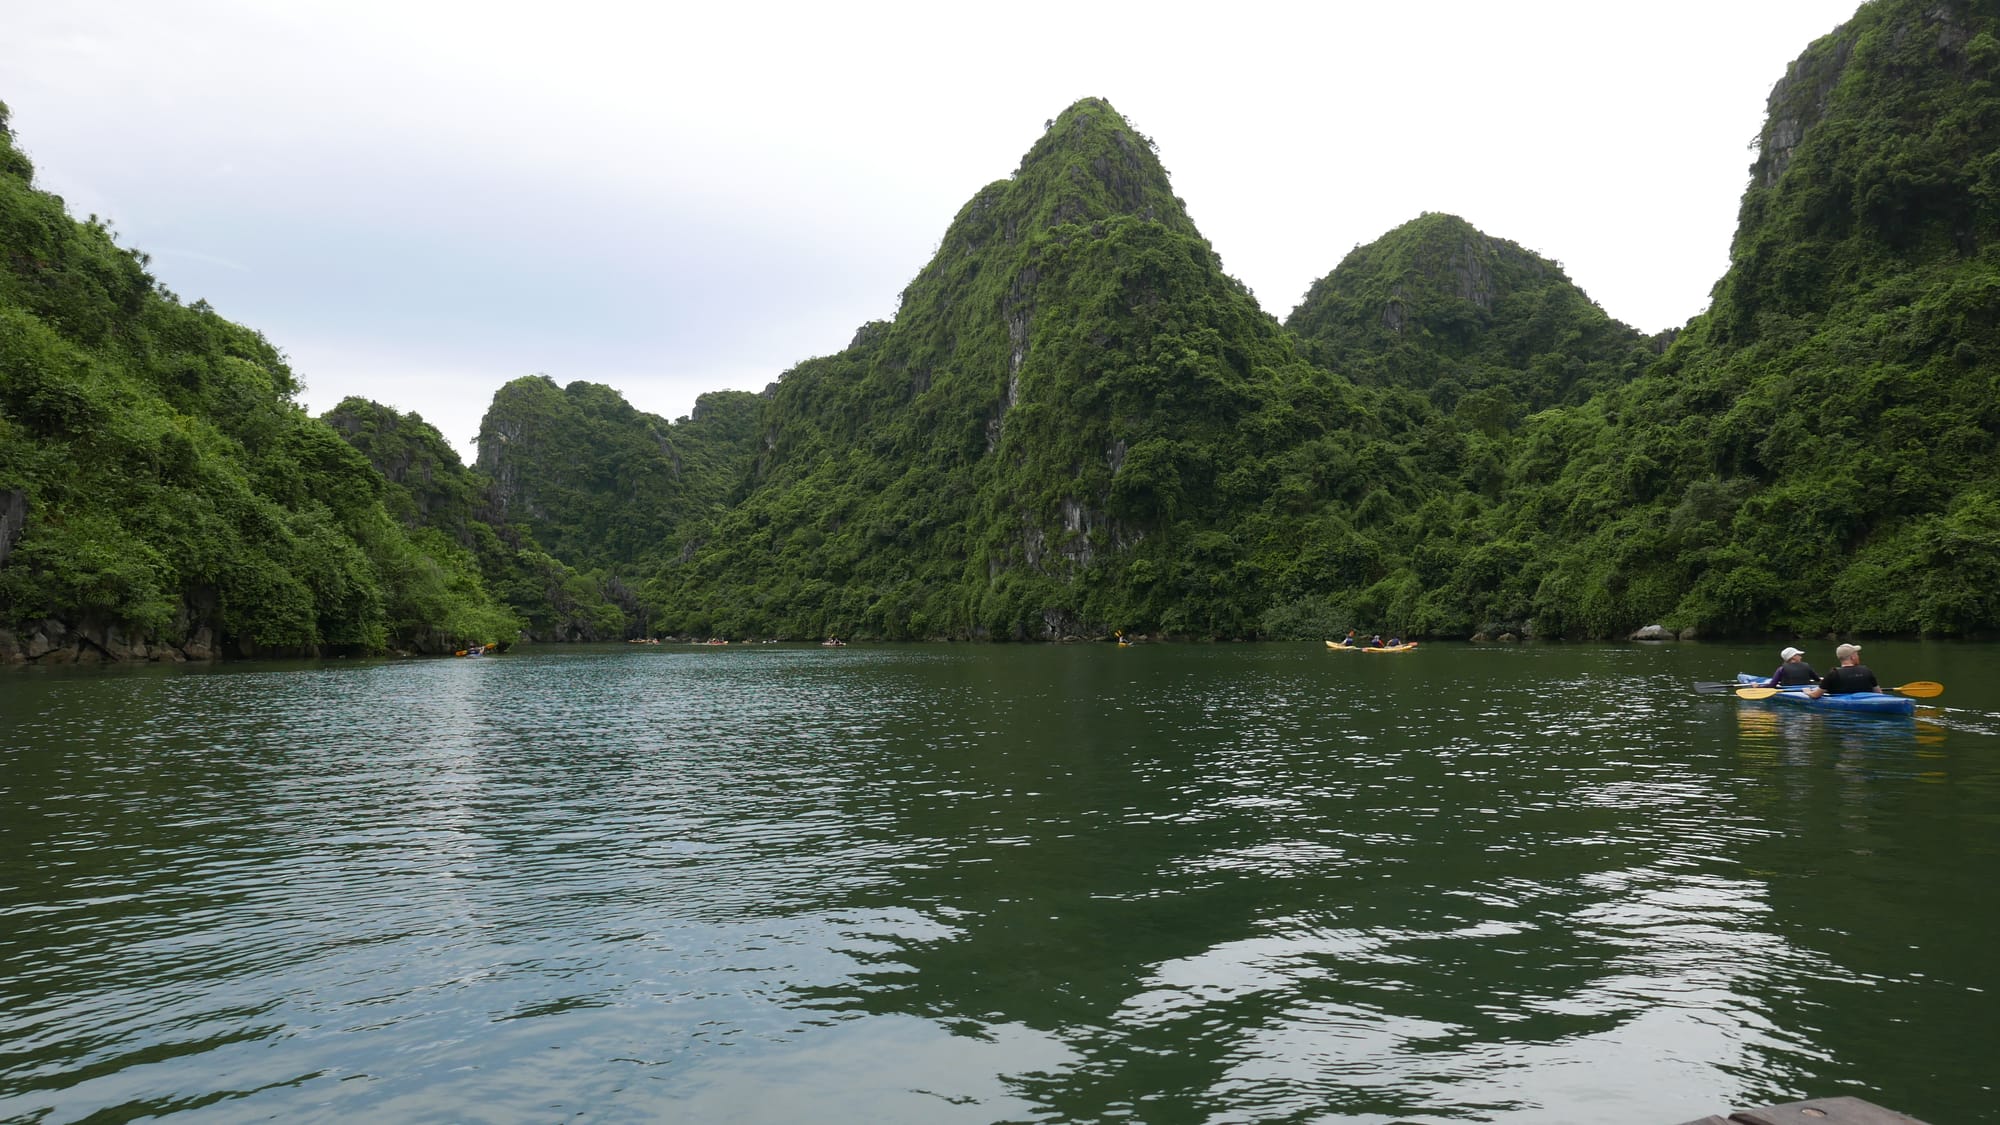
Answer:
[475,376,762,574]
[637,0,2000,644]
[0,102,515,658]
[642,100,1500,640]
[1477,0,2000,638]
[1286,213,1659,425]
[326,386,762,643]
[12,0,1999,655]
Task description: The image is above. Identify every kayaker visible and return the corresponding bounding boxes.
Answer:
[1369,634,1385,648]
[1767,646,1819,687]
[1811,643,1879,697]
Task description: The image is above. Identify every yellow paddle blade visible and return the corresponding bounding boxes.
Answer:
[1735,686,1780,700]
[1893,681,1944,698]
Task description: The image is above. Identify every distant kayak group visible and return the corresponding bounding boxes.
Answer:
[1325,631,1417,653]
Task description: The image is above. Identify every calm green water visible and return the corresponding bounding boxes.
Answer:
[3,641,1997,1124]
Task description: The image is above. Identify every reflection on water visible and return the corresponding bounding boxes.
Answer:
[1734,704,1949,755]
[3,642,1999,1124]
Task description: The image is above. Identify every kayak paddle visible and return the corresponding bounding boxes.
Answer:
[1736,681,1943,701]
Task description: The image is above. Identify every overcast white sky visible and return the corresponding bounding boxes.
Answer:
[5,0,1861,461]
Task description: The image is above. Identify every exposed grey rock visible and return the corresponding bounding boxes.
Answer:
[0,489,24,568]
[1631,624,1674,641]
[104,626,140,660]
[182,627,216,661]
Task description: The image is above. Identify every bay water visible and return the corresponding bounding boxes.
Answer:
[3,641,1996,1124]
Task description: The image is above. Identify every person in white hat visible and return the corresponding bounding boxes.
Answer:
[1811,643,1878,696]
[1766,646,1819,687]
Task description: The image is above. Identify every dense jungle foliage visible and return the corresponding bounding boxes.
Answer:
[7,0,1998,657]
[638,0,2000,642]
[0,102,517,658]
[642,99,1416,640]
[1285,212,1663,421]
[1466,0,2000,639]
[324,386,762,642]
[475,375,762,575]
[635,99,1656,642]
[320,396,615,643]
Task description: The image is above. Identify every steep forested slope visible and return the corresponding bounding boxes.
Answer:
[476,376,762,573]
[0,102,516,661]
[643,0,2000,644]
[328,385,764,642]
[321,397,619,643]
[1476,0,2000,637]
[644,99,1487,641]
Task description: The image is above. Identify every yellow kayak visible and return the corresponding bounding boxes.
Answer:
[1325,640,1417,653]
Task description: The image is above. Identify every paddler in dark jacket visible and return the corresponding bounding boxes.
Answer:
[1811,643,1879,696]
[1767,646,1819,687]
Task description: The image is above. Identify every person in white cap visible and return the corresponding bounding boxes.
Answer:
[1766,646,1819,687]
[1811,643,1879,696]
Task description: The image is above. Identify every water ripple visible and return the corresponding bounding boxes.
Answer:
[4,643,1998,1122]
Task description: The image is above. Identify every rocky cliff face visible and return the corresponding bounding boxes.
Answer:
[0,488,23,568]
[1755,34,1855,188]
[0,620,219,665]
[1715,0,2000,343]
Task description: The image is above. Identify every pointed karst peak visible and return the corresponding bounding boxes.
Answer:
[903,98,1215,306]
[1356,213,1562,300]
[1285,210,1647,408]
[1004,97,1197,234]
[1289,212,1571,334]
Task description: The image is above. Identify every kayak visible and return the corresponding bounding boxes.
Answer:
[1733,673,1915,715]
[1325,641,1418,653]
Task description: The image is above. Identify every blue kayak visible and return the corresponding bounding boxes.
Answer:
[1734,673,1915,715]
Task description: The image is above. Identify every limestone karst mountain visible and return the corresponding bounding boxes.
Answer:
[644,97,1385,640]
[1464,0,2000,637]
[0,101,518,661]
[1285,212,1656,428]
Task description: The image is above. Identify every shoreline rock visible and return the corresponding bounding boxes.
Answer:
[0,619,218,666]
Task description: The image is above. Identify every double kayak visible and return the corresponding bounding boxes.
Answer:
[1326,641,1419,653]
[1733,673,1915,715]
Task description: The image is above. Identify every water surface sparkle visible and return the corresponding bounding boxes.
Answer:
[4,642,1997,1123]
